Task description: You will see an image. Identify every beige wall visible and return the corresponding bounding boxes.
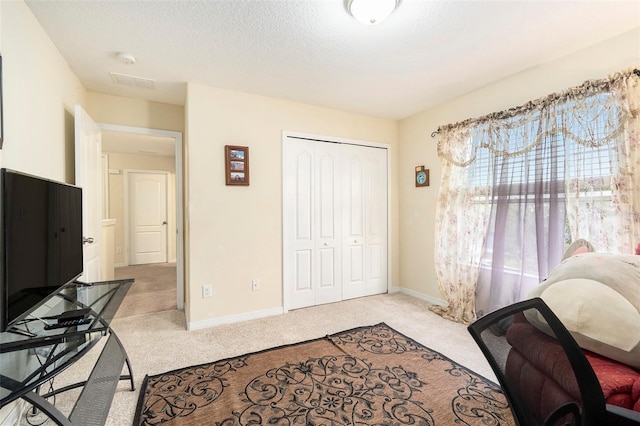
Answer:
[105,152,177,266]
[86,93,185,132]
[0,1,87,183]
[185,84,399,325]
[2,0,638,332]
[0,2,88,423]
[398,28,640,303]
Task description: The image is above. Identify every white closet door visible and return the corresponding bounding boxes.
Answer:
[283,139,342,310]
[315,143,342,305]
[342,144,388,299]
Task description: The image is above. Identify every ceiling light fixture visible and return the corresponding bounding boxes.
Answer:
[116,52,136,65]
[347,0,399,25]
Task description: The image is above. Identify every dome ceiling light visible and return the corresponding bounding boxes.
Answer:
[347,0,399,25]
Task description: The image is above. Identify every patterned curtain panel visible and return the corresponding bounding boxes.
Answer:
[431,69,640,324]
[566,72,640,251]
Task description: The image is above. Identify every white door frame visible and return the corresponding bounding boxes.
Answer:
[124,169,170,265]
[98,123,185,311]
[281,130,392,312]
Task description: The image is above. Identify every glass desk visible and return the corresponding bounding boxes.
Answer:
[0,279,134,426]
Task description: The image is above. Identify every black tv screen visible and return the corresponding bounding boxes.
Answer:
[1,169,83,332]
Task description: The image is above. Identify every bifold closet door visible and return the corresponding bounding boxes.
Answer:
[341,144,388,299]
[283,139,342,310]
[283,138,388,310]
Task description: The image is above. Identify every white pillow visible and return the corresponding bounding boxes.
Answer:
[539,278,640,352]
[528,255,640,369]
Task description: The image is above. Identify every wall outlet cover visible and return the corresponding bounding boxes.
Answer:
[202,284,213,298]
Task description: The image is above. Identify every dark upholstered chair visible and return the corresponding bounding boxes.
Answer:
[467,297,640,426]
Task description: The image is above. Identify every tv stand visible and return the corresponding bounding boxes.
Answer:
[0,278,134,426]
[6,326,38,338]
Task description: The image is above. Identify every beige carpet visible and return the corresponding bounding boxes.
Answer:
[114,262,177,318]
[17,293,504,426]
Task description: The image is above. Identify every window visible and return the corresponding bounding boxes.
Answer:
[431,70,639,323]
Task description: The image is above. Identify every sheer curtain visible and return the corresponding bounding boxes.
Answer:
[431,69,640,324]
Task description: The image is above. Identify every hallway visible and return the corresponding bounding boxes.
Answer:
[114,262,177,318]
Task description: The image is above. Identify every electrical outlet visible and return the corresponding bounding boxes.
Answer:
[202,284,213,298]
[252,279,260,291]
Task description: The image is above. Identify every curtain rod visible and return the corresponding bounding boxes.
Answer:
[430,68,640,138]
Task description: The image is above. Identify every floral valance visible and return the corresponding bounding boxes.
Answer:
[436,68,640,167]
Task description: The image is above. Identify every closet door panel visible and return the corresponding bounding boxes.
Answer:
[295,250,312,291]
[314,143,342,305]
[364,148,388,296]
[319,248,335,287]
[342,146,366,300]
[349,246,364,280]
[296,152,313,240]
[284,140,316,309]
[319,154,336,239]
[349,158,364,238]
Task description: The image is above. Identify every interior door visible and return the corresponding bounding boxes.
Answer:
[342,144,388,299]
[129,171,168,265]
[74,105,102,283]
[283,139,342,310]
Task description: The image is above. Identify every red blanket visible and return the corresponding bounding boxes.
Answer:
[506,317,640,414]
[585,351,640,412]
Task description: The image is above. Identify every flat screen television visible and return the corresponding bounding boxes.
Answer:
[0,169,83,332]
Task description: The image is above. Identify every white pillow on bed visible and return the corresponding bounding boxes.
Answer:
[528,253,640,369]
[539,278,640,351]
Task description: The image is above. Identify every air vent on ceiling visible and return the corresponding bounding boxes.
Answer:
[109,72,156,89]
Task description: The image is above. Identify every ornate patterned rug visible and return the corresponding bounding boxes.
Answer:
[133,323,514,425]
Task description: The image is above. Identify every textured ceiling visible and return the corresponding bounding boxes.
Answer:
[26,0,640,120]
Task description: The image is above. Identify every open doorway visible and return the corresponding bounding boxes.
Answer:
[99,124,184,315]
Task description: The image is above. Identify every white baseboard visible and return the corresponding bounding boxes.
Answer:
[114,260,176,268]
[186,289,445,331]
[187,306,284,331]
[398,287,447,306]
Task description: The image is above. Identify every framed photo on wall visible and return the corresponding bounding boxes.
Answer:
[225,145,249,186]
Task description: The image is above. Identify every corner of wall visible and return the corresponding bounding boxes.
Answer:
[399,287,446,306]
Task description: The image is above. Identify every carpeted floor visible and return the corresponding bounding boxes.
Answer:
[114,262,177,318]
[134,322,513,425]
[17,293,504,426]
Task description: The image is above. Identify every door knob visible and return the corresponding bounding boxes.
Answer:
[162,221,167,225]
[83,237,94,244]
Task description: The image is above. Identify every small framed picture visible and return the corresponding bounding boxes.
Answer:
[225,145,249,186]
[415,165,429,187]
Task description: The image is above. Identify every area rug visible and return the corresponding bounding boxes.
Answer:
[133,323,514,425]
